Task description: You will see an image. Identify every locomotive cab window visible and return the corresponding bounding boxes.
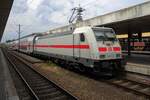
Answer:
[80,33,85,42]
[93,29,117,42]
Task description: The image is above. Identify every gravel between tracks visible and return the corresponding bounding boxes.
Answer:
[31,62,148,100]
[13,51,148,100]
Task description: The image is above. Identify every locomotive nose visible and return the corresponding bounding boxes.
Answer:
[98,42,122,60]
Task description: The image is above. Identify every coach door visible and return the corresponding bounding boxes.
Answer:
[73,34,80,59]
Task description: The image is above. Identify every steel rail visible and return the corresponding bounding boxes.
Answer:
[107,78,150,98]
[11,51,78,100]
[4,50,77,100]
[3,50,39,100]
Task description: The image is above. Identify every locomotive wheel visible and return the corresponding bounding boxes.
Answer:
[78,65,85,72]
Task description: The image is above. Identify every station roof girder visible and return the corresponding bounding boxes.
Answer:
[49,1,150,35]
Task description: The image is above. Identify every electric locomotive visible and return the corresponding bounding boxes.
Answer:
[9,26,123,76]
[33,26,123,76]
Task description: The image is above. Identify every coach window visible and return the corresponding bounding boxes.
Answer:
[80,33,85,42]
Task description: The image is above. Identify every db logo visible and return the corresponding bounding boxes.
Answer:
[108,47,112,51]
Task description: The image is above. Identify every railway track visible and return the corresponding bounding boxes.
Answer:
[107,77,150,98]
[4,49,150,99]
[12,51,43,64]
[3,50,77,100]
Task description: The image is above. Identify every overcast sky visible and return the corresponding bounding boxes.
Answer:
[1,0,149,42]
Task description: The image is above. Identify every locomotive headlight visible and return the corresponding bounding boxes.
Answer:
[100,55,105,59]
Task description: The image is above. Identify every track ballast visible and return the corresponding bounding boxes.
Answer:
[107,78,150,98]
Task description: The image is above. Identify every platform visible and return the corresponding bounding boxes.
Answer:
[0,48,19,100]
[123,51,150,55]
[124,53,150,75]
[123,53,150,66]
[125,63,150,75]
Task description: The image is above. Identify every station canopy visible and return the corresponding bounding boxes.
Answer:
[0,0,13,41]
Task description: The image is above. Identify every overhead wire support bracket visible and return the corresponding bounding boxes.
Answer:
[69,6,85,24]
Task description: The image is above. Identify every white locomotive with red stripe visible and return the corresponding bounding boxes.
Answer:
[11,26,123,76]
